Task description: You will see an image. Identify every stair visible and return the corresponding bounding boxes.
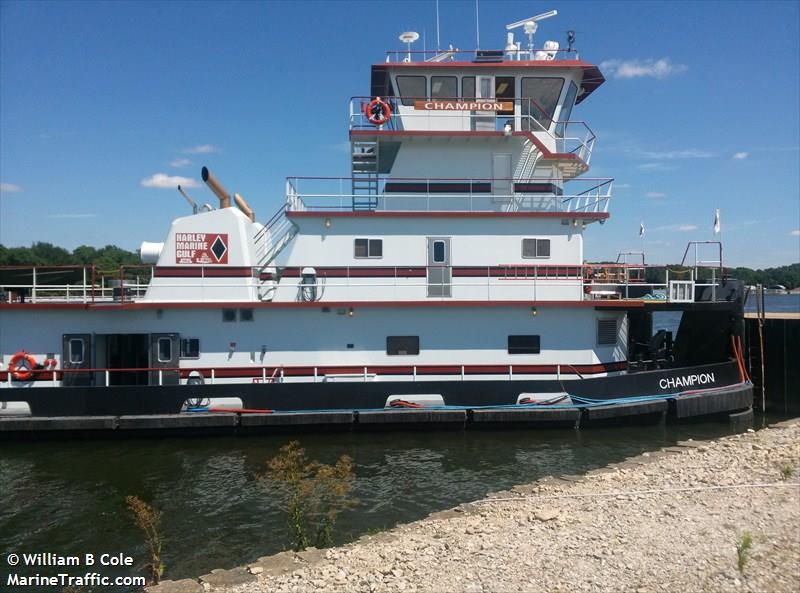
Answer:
[253,205,299,300]
[351,140,379,210]
[513,139,542,181]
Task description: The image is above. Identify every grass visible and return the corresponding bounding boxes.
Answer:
[736,531,753,573]
[259,441,358,551]
[126,495,165,585]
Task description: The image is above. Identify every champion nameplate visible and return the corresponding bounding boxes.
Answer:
[175,232,228,265]
[658,372,715,390]
[413,101,514,111]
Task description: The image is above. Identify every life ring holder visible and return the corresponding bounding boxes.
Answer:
[9,351,37,381]
[366,97,391,126]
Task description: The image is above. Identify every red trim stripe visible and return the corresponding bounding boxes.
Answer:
[288,210,607,220]
[154,267,253,278]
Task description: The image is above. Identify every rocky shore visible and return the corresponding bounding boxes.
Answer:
[152,420,800,593]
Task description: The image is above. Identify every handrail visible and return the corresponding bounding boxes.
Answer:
[383,48,580,63]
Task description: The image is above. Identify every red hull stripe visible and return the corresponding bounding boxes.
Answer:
[0,361,627,382]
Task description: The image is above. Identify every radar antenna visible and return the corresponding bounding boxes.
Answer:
[506,10,557,57]
[398,31,420,62]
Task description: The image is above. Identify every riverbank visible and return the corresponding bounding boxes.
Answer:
[153,419,800,593]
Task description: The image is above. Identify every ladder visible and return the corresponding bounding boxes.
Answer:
[351,139,379,210]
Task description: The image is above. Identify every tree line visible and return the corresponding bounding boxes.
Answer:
[1,242,799,289]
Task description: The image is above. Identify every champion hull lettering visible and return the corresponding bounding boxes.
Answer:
[0,12,753,437]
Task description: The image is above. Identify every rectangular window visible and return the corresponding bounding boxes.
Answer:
[354,238,383,258]
[69,338,84,364]
[522,238,551,258]
[431,76,457,99]
[597,319,618,346]
[461,76,475,100]
[521,77,565,129]
[508,335,541,355]
[396,75,426,106]
[180,338,200,359]
[432,240,446,263]
[222,308,237,322]
[387,336,420,356]
[239,308,254,322]
[157,337,172,363]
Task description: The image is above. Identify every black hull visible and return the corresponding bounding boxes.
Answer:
[0,361,753,438]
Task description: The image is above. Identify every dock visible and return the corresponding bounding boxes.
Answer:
[745,312,800,414]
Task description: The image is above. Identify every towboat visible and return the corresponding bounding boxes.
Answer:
[0,11,752,436]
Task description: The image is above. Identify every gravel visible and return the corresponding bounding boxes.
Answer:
[212,421,800,593]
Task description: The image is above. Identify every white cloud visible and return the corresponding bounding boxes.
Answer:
[641,148,714,160]
[637,162,677,171]
[181,144,219,154]
[46,213,98,219]
[791,230,800,237]
[600,58,688,80]
[732,152,749,160]
[678,224,698,232]
[170,158,192,168]
[614,183,632,189]
[644,192,666,198]
[0,182,22,193]
[141,173,201,189]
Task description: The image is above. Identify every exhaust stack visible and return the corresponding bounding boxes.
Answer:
[201,166,231,209]
[233,192,255,222]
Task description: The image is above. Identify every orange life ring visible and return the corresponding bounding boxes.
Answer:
[366,97,391,126]
[9,351,37,381]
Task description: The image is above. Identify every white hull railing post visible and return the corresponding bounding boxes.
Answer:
[32,267,37,303]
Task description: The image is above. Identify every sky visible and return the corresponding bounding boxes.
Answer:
[1,0,798,268]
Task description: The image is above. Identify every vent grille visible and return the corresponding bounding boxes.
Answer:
[597,319,618,346]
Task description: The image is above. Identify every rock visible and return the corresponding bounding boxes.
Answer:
[248,566,264,575]
[534,507,560,521]
[199,567,257,588]
[145,579,204,593]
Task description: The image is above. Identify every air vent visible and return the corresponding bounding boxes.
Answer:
[597,319,617,346]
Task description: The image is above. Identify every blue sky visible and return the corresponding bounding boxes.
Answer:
[1,0,798,268]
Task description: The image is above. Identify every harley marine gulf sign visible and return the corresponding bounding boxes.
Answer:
[175,233,228,264]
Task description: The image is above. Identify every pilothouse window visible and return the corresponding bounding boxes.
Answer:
[555,81,579,138]
[396,76,426,106]
[431,76,457,99]
[521,77,565,129]
[461,77,475,100]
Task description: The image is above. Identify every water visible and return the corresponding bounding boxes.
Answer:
[2,293,797,588]
[0,422,760,587]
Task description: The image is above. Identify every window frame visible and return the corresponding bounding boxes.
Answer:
[68,338,85,364]
[461,76,476,100]
[395,75,427,106]
[431,76,458,99]
[180,338,200,359]
[507,335,541,355]
[520,77,565,129]
[157,337,173,363]
[521,238,552,259]
[386,336,420,356]
[354,238,383,259]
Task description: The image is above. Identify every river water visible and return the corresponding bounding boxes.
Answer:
[1,294,797,588]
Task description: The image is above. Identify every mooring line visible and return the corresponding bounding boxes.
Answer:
[473,482,800,504]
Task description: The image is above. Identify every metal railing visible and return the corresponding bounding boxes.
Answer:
[383,48,580,63]
[284,176,612,214]
[348,96,596,164]
[1,261,734,306]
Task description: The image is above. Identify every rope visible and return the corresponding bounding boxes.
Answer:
[473,482,800,504]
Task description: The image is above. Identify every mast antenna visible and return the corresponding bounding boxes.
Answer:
[475,0,480,49]
[435,0,441,51]
[506,10,557,56]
